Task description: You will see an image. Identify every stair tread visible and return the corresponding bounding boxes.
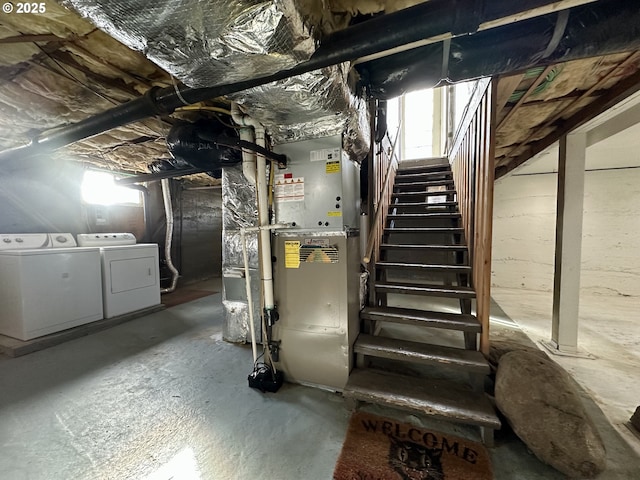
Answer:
[387,213,461,218]
[380,243,468,251]
[391,201,458,207]
[395,180,455,188]
[384,227,464,233]
[396,172,452,181]
[375,282,476,298]
[393,190,457,197]
[355,334,489,373]
[376,261,471,271]
[361,306,480,332]
[344,369,501,429]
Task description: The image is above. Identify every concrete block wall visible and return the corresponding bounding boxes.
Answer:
[492,167,640,299]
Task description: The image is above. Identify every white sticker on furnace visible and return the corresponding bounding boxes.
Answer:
[310,147,340,162]
[275,174,304,203]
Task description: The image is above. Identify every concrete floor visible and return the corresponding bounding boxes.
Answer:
[492,287,640,457]
[0,279,638,479]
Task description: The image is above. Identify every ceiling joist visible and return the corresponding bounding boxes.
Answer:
[497,67,640,178]
[501,51,640,164]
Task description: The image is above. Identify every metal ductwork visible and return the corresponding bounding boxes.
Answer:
[229,62,371,162]
[2,0,640,162]
[60,0,315,88]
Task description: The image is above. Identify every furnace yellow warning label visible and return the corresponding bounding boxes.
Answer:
[326,160,340,174]
[300,245,339,264]
[284,241,300,269]
[327,211,342,217]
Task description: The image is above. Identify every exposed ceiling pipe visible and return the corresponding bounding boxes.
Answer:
[361,0,640,98]
[0,0,633,162]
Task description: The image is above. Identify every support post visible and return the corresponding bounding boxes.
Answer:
[550,132,586,353]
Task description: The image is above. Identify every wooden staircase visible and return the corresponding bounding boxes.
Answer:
[344,161,500,445]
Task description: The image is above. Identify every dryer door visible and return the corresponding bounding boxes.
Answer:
[109,256,157,293]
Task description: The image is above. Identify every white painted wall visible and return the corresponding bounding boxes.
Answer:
[492,167,640,298]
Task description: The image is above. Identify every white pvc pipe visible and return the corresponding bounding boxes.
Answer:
[241,229,258,364]
[240,222,291,365]
[230,103,275,311]
[254,127,275,310]
[160,178,179,294]
[230,102,257,185]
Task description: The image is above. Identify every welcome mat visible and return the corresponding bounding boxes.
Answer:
[334,411,493,480]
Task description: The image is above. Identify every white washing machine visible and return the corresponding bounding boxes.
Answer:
[77,233,161,318]
[0,233,103,340]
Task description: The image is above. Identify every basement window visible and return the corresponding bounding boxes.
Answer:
[81,170,141,206]
[403,88,435,160]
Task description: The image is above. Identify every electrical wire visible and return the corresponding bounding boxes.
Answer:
[176,106,242,130]
[32,44,119,106]
[176,105,232,116]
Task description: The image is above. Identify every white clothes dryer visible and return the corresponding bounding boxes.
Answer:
[77,234,160,318]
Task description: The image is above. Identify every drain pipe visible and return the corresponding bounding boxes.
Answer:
[255,127,278,325]
[240,223,290,364]
[160,178,179,293]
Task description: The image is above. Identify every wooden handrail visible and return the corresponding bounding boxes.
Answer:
[363,126,400,264]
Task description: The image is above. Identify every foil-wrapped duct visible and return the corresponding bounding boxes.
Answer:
[61,0,315,88]
[222,300,249,344]
[222,164,261,343]
[230,62,371,162]
[222,230,259,270]
[222,267,262,344]
[221,166,259,230]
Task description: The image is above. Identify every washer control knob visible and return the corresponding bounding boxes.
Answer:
[15,238,23,243]
[56,236,68,243]
[3,238,11,243]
